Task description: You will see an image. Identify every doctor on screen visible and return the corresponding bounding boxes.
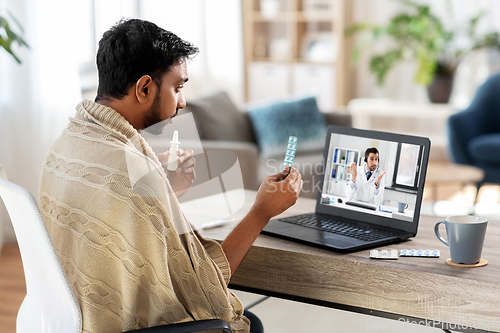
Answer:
[346,147,386,205]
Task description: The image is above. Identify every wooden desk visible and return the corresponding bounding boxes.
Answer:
[181,190,500,332]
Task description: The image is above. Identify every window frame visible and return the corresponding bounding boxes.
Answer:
[391,142,423,191]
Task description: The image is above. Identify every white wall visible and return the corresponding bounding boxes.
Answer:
[78,0,245,107]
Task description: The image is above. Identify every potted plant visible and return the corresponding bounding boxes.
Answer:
[346,0,500,103]
[0,8,29,63]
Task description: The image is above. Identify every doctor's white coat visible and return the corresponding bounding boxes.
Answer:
[346,164,385,205]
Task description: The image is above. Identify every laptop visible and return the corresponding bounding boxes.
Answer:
[261,125,431,252]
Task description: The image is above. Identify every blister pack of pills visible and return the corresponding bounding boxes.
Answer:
[400,249,440,257]
[283,136,297,168]
[369,249,398,260]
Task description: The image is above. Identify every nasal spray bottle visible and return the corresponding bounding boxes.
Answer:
[167,130,180,171]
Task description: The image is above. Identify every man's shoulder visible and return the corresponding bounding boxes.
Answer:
[64,117,127,144]
[42,122,134,178]
[50,113,134,156]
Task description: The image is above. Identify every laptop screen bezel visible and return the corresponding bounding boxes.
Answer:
[315,125,431,236]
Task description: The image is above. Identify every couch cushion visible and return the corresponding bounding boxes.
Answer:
[182,91,255,142]
[247,95,328,158]
[467,133,500,163]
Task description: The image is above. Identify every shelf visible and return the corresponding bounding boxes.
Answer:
[243,0,348,107]
[251,11,294,21]
[297,12,335,21]
[328,147,360,183]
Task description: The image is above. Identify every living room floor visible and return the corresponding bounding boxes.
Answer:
[1,184,499,332]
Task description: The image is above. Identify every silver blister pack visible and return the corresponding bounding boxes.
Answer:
[369,249,399,260]
[400,249,440,257]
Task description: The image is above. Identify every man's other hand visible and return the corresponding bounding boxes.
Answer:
[158,148,196,197]
[250,166,303,221]
[375,171,386,186]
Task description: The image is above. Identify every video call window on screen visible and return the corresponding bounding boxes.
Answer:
[321,133,426,222]
[322,134,424,195]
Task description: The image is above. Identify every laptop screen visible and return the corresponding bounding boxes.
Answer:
[316,126,430,235]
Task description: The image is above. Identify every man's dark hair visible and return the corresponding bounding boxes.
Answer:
[364,147,379,162]
[95,18,199,101]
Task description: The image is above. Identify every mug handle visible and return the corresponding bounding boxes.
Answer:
[405,203,408,209]
[434,221,449,246]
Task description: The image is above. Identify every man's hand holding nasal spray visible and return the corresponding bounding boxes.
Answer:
[159,130,197,197]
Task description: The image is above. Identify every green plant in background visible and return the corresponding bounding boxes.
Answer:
[346,0,500,86]
[0,8,29,64]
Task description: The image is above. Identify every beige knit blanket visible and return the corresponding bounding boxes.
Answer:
[39,100,249,333]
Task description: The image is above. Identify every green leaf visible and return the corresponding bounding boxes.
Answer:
[415,49,437,85]
[0,11,29,64]
[468,12,485,37]
[345,23,372,37]
[369,49,404,85]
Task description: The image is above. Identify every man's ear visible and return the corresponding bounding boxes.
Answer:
[135,75,155,104]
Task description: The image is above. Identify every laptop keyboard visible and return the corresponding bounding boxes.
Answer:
[278,213,400,242]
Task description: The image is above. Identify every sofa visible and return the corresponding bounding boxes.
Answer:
[146,91,352,199]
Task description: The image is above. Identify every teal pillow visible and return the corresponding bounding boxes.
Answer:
[247,95,328,158]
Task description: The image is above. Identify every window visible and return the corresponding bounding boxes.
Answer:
[392,143,423,191]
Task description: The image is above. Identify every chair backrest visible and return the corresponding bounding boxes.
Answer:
[0,177,82,333]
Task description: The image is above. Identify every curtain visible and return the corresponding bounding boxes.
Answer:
[0,0,82,251]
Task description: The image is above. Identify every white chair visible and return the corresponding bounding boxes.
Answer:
[0,177,82,332]
[0,177,232,333]
[0,164,10,252]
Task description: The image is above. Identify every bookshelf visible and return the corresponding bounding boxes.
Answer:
[242,0,349,110]
[324,147,360,196]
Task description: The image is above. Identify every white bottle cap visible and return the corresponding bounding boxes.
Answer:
[170,130,179,145]
[167,130,180,171]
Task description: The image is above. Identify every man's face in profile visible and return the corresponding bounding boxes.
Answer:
[367,153,379,171]
[143,60,188,135]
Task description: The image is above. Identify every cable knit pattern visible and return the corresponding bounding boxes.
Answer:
[39,100,249,333]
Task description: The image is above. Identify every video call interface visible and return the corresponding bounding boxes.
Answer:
[320,133,425,223]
